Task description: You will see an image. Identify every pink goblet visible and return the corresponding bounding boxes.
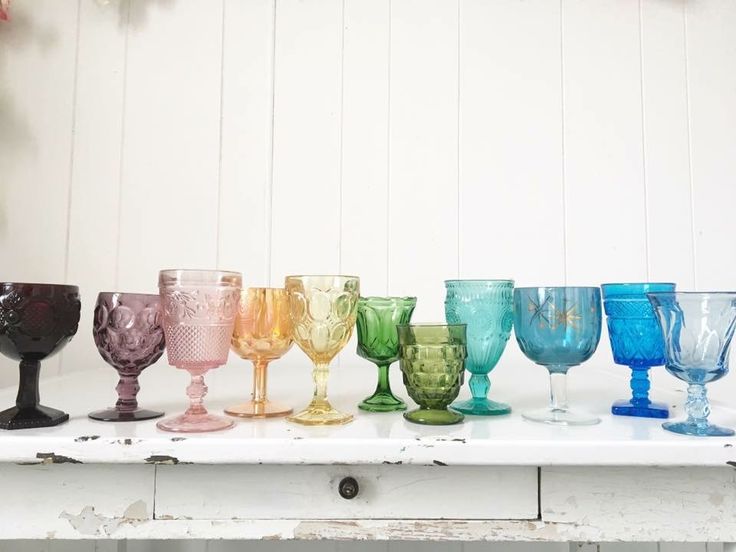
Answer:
[156,270,242,433]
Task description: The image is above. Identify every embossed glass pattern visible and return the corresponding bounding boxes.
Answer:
[226,288,294,418]
[514,286,602,426]
[648,291,736,437]
[398,324,467,425]
[285,275,360,426]
[0,283,80,429]
[602,282,675,419]
[157,269,242,433]
[445,280,513,416]
[89,292,166,422]
[356,296,416,412]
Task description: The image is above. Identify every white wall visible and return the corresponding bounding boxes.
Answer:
[1,0,736,388]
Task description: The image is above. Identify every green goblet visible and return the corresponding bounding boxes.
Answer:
[398,324,467,425]
[356,296,417,412]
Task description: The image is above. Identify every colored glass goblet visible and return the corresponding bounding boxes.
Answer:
[0,283,80,429]
[157,270,241,433]
[445,279,514,416]
[356,296,417,412]
[89,292,166,422]
[398,324,467,425]
[226,288,294,418]
[285,275,360,426]
[514,286,602,426]
[601,282,675,419]
[648,291,736,437]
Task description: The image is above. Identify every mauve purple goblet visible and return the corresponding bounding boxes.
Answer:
[89,292,166,422]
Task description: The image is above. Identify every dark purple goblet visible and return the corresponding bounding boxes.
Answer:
[89,292,166,422]
[0,283,81,430]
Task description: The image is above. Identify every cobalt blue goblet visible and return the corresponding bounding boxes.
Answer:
[514,286,602,426]
[602,282,675,419]
[648,291,736,437]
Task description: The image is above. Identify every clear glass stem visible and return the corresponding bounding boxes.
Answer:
[469,373,490,401]
[630,366,651,405]
[548,368,569,411]
[115,374,140,413]
[685,383,710,430]
[185,372,208,417]
[252,359,269,404]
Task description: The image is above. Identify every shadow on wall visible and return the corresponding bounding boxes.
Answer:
[0,5,58,235]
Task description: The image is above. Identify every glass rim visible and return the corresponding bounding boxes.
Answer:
[243,286,286,292]
[284,274,360,280]
[0,282,79,291]
[444,279,514,285]
[514,286,600,292]
[602,282,676,288]
[396,323,466,329]
[647,291,736,297]
[158,269,242,287]
[359,295,417,303]
[98,291,159,299]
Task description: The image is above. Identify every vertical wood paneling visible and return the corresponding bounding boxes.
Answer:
[0,0,80,383]
[459,0,564,286]
[217,0,275,286]
[388,0,459,321]
[639,0,694,289]
[562,0,647,285]
[63,0,128,376]
[340,0,391,296]
[117,0,224,292]
[269,0,343,282]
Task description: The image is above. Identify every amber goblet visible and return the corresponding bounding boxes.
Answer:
[226,288,293,418]
[0,283,80,429]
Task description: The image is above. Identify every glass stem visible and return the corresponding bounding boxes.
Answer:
[16,359,40,410]
[375,363,392,396]
[115,374,140,413]
[685,383,710,429]
[312,362,330,403]
[185,372,208,417]
[252,359,269,404]
[548,368,569,412]
[469,373,490,401]
[630,366,651,405]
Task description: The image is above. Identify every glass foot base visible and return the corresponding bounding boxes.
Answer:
[522,407,600,426]
[0,405,69,430]
[451,397,511,416]
[89,407,164,422]
[287,400,353,426]
[225,400,293,419]
[156,412,234,433]
[358,391,406,413]
[404,407,464,426]
[663,420,735,437]
[611,398,669,419]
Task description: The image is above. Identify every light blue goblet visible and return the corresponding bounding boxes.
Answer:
[445,280,514,416]
[648,291,736,437]
[514,286,602,426]
[602,282,675,419]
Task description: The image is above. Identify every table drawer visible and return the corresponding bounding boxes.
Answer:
[155,464,538,520]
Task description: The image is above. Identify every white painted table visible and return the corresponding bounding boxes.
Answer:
[0,361,734,545]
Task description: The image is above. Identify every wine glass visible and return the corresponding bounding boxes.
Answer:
[285,275,360,426]
[0,283,80,429]
[89,292,166,422]
[445,279,514,416]
[513,286,602,426]
[226,287,294,418]
[601,282,675,419]
[356,296,416,412]
[398,323,467,425]
[157,269,241,433]
[647,291,736,437]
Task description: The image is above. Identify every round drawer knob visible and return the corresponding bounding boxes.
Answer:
[338,476,359,500]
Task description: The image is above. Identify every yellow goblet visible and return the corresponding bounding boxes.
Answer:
[285,275,360,426]
[225,288,294,418]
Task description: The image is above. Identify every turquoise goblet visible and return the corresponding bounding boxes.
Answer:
[445,280,514,416]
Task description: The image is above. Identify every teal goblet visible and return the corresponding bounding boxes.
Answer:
[356,296,417,412]
[445,280,514,416]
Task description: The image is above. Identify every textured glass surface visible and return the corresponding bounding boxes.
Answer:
[398,324,467,425]
[445,280,513,416]
[89,292,165,422]
[514,287,602,425]
[157,270,242,433]
[602,282,675,419]
[286,275,360,426]
[648,291,736,437]
[226,288,294,418]
[356,296,416,412]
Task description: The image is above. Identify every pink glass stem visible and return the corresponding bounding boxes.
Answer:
[115,374,140,413]
[185,371,209,417]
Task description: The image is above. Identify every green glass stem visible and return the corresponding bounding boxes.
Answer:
[359,363,406,412]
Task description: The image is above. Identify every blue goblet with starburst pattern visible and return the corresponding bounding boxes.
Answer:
[514,287,602,426]
[602,282,675,419]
